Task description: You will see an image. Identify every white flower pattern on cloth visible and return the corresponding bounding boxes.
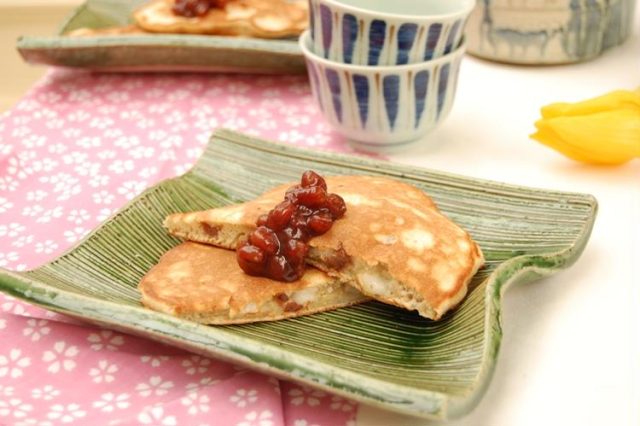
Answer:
[185,376,220,393]
[66,209,90,225]
[12,234,34,248]
[180,389,211,415]
[92,190,115,205]
[22,319,50,342]
[288,386,327,407]
[230,389,259,408]
[135,376,174,397]
[0,70,360,426]
[0,197,14,214]
[0,398,33,419]
[34,240,58,254]
[0,349,31,378]
[47,403,87,423]
[42,341,79,373]
[31,385,60,401]
[293,420,320,426]
[0,384,14,397]
[89,360,118,383]
[181,355,210,375]
[15,420,55,426]
[21,205,44,218]
[267,377,281,395]
[0,223,25,238]
[137,405,177,426]
[26,190,48,202]
[237,410,274,426]
[96,208,114,222]
[117,180,147,200]
[63,227,88,243]
[1,296,28,315]
[35,207,63,224]
[0,252,20,268]
[140,355,169,368]
[91,393,130,412]
[87,330,125,351]
[330,395,356,412]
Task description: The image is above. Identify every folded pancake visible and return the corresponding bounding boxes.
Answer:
[139,242,367,324]
[134,0,308,38]
[164,176,485,320]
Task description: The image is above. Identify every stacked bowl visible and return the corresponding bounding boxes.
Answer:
[300,0,476,150]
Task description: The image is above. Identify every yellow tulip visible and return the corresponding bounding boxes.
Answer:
[530,89,640,165]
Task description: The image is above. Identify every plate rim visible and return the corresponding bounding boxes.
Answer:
[17,33,302,55]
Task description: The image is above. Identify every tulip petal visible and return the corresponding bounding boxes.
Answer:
[541,90,640,119]
[532,89,640,165]
[532,120,610,164]
[532,110,640,165]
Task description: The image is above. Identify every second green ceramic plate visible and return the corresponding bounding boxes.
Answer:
[17,0,305,74]
[0,129,597,420]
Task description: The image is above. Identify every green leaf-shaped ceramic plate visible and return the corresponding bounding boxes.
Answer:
[17,0,305,73]
[0,130,597,420]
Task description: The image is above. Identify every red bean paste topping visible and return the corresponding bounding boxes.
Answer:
[172,0,230,17]
[236,171,347,282]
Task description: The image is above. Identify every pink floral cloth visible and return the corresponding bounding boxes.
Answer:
[0,69,359,426]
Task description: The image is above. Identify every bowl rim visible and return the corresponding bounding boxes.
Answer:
[312,0,476,21]
[299,30,466,72]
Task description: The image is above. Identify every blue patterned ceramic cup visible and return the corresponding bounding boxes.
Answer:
[308,0,474,65]
[300,31,465,150]
[466,0,636,64]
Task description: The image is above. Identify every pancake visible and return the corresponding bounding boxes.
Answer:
[139,242,368,324]
[164,176,485,320]
[133,0,308,38]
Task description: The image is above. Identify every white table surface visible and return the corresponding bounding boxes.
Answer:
[356,8,640,426]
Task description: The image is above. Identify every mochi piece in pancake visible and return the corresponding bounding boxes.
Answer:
[139,242,367,324]
[164,176,485,320]
[133,0,308,38]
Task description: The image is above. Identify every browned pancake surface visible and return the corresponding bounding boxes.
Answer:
[164,176,484,320]
[139,242,367,324]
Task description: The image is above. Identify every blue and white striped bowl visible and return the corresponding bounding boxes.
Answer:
[308,0,474,66]
[300,31,466,149]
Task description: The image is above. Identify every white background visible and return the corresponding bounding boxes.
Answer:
[357,7,639,426]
